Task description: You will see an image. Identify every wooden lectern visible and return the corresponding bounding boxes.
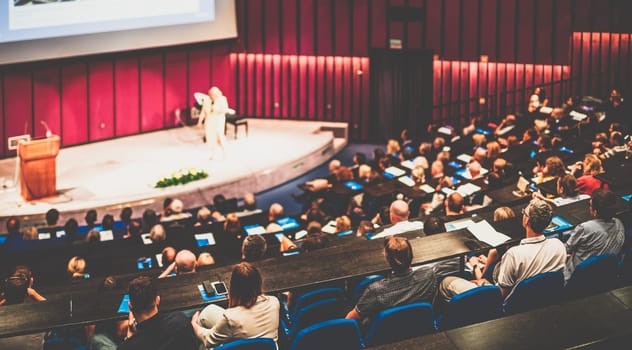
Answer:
[17,135,60,201]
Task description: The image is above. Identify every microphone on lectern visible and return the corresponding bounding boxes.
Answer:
[41,121,52,138]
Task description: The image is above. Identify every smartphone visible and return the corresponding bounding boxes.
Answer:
[136,257,152,270]
[202,280,215,295]
[212,281,228,296]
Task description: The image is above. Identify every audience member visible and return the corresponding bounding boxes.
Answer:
[158,249,197,278]
[118,276,197,349]
[85,209,98,229]
[440,198,565,302]
[572,154,608,195]
[371,200,423,239]
[120,207,133,225]
[161,199,192,222]
[101,214,115,231]
[85,229,101,243]
[242,235,267,262]
[6,217,20,236]
[125,220,142,239]
[268,203,284,223]
[23,226,38,241]
[67,256,88,280]
[346,235,437,329]
[161,246,177,267]
[142,209,158,233]
[243,192,257,212]
[197,252,216,267]
[194,207,213,227]
[533,174,590,207]
[45,208,60,228]
[191,262,279,348]
[64,218,80,244]
[335,215,352,234]
[563,189,624,281]
[445,192,466,216]
[149,224,166,243]
[423,216,446,235]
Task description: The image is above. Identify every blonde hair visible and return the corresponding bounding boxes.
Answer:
[149,224,166,242]
[486,141,501,160]
[583,154,603,176]
[493,207,516,222]
[386,139,401,154]
[335,215,351,233]
[67,256,86,278]
[23,226,38,240]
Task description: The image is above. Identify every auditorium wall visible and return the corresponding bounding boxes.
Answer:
[1,0,631,157]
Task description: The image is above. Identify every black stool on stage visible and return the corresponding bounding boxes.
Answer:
[225,114,248,139]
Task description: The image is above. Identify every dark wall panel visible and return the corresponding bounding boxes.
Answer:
[0,72,4,156]
[61,63,88,146]
[33,66,61,139]
[88,60,114,141]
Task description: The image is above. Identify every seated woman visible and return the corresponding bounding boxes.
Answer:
[191,262,280,348]
[571,154,608,196]
[532,174,590,207]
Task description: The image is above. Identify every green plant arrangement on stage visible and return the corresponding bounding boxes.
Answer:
[154,168,208,188]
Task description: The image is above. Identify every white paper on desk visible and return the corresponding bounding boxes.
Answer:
[400,160,414,170]
[385,166,406,177]
[496,125,515,136]
[321,220,337,234]
[38,232,51,240]
[457,183,482,196]
[194,232,216,246]
[467,220,510,247]
[445,218,474,231]
[457,154,472,163]
[398,176,415,187]
[99,230,114,241]
[141,233,153,245]
[420,184,435,193]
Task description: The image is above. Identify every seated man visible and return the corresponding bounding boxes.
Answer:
[370,200,423,239]
[346,235,437,329]
[439,198,566,302]
[564,189,624,281]
[158,249,197,278]
[119,276,197,350]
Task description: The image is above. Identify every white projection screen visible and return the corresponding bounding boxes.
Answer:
[0,0,237,65]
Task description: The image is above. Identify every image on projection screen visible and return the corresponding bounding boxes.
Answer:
[3,0,214,44]
[0,0,236,65]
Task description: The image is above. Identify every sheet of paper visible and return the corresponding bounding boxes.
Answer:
[384,166,406,177]
[321,220,337,234]
[457,183,482,196]
[457,154,472,163]
[420,184,435,193]
[400,160,414,170]
[100,230,114,241]
[140,233,152,245]
[398,176,415,187]
[467,220,511,247]
[445,219,474,231]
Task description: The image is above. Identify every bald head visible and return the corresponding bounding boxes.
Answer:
[175,249,196,275]
[389,200,410,224]
[468,160,482,178]
[268,203,284,222]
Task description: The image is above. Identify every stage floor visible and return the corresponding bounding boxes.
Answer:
[0,119,347,222]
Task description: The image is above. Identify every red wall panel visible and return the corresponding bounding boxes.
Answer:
[246,0,263,53]
[352,0,369,56]
[425,0,443,57]
[33,66,61,139]
[498,0,517,62]
[165,50,188,127]
[443,0,460,59]
[61,63,88,146]
[139,54,164,132]
[0,72,4,156]
[461,0,479,61]
[281,0,298,54]
[480,0,497,61]
[333,1,351,56]
[4,71,33,154]
[88,60,114,141]
[370,0,387,49]
[114,56,140,137]
[298,0,313,55]
[188,48,211,98]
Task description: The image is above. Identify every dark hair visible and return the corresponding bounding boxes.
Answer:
[354,152,367,165]
[64,218,79,242]
[142,209,158,232]
[423,217,446,235]
[4,274,29,305]
[242,235,267,262]
[228,262,262,309]
[120,207,133,224]
[447,192,464,213]
[85,209,97,226]
[128,220,142,237]
[591,189,617,219]
[128,276,157,314]
[302,233,329,252]
[101,214,115,231]
[46,208,59,226]
[306,221,322,235]
[99,276,118,291]
[384,236,413,273]
[557,174,579,197]
[163,198,173,210]
[6,217,20,235]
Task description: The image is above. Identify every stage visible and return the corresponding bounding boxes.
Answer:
[0,119,347,224]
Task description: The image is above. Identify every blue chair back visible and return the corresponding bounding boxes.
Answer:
[503,270,564,314]
[364,302,435,347]
[619,247,632,285]
[216,338,277,350]
[289,319,363,350]
[438,285,503,330]
[290,287,345,319]
[566,253,619,298]
[351,274,384,304]
[286,298,346,338]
